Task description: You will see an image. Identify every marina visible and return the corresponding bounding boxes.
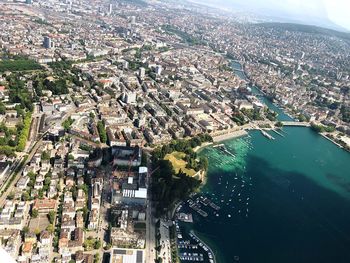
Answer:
[271,129,285,137]
[175,216,218,263]
[187,194,222,218]
[260,129,275,140]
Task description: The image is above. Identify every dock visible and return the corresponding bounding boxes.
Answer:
[177,213,193,223]
[189,202,208,217]
[208,201,221,211]
[277,127,287,134]
[260,129,275,140]
[199,196,221,211]
[212,144,224,148]
[217,144,236,157]
[190,231,217,263]
[272,129,285,137]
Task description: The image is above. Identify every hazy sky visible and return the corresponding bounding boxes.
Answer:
[324,0,350,30]
[196,0,350,31]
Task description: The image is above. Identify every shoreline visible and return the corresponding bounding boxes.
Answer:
[194,128,249,153]
[190,230,217,263]
[320,133,343,148]
[212,129,248,143]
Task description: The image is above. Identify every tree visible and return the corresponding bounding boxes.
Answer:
[84,236,96,251]
[22,191,30,201]
[22,226,29,234]
[31,209,39,218]
[94,239,102,249]
[275,121,283,127]
[7,192,15,200]
[94,253,100,263]
[46,224,55,234]
[297,114,308,122]
[0,102,6,115]
[41,151,50,160]
[62,117,74,131]
[48,211,55,224]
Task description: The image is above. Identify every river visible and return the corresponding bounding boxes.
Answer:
[230,60,293,121]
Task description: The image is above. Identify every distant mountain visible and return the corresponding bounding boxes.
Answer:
[257,22,350,40]
[185,0,350,33]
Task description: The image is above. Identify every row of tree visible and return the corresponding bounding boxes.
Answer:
[0,58,42,72]
[97,121,107,143]
[310,122,336,133]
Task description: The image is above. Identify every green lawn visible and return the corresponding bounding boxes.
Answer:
[164,151,196,177]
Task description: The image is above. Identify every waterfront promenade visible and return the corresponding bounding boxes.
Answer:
[210,121,310,143]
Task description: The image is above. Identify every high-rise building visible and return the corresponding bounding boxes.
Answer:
[155,65,162,75]
[43,36,53,49]
[124,92,136,104]
[108,4,113,14]
[122,61,129,70]
[139,67,145,79]
[130,16,136,24]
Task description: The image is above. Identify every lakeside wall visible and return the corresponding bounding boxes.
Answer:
[212,129,248,142]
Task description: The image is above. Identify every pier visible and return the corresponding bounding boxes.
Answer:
[190,230,217,263]
[260,129,275,140]
[219,145,235,157]
[272,129,285,137]
[189,202,208,217]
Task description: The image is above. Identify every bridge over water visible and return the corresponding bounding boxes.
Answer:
[281,121,310,127]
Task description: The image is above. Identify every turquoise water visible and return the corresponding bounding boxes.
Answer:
[183,127,350,263]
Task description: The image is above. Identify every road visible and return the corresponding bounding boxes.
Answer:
[145,153,157,263]
[0,158,22,190]
[0,138,44,206]
[159,219,172,263]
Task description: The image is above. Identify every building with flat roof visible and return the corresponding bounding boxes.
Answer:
[109,248,144,263]
[111,146,142,167]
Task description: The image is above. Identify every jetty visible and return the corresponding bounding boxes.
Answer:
[208,201,221,211]
[216,144,236,157]
[198,196,221,210]
[212,144,224,148]
[189,202,208,217]
[190,230,217,263]
[260,129,275,140]
[272,129,285,137]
